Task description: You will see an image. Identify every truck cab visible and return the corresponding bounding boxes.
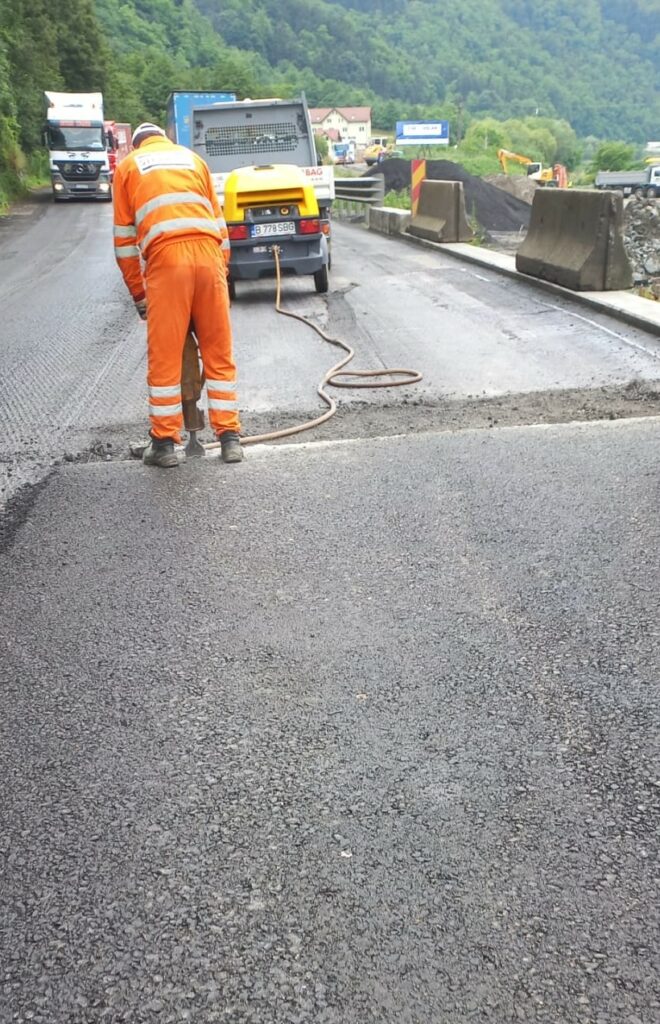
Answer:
[45,92,112,201]
[648,165,660,194]
[331,142,353,165]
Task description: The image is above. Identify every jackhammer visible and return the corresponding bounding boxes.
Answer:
[129,328,206,460]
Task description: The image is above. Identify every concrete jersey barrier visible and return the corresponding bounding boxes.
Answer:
[516,189,633,291]
[407,181,473,243]
[366,206,411,236]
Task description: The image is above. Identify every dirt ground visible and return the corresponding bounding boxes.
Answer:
[483,172,538,204]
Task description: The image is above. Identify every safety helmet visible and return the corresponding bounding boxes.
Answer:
[131,122,166,148]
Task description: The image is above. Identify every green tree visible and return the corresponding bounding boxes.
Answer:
[314,132,328,160]
[53,0,109,93]
[589,141,638,172]
[463,118,509,153]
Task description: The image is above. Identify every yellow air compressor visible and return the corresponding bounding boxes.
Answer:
[223,164,330,298]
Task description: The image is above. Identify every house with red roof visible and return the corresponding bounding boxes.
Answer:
[309,106,372,148]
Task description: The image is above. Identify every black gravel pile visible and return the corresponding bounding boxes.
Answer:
[368,158,531,233]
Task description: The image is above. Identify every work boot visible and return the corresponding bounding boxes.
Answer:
[142,437,178,468]
[217,430,244,464]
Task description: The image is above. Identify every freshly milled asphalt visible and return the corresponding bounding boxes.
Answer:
[1,419,658,1023]
[3,197,660,510]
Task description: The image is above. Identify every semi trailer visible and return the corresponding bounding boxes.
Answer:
[166,91,236,148]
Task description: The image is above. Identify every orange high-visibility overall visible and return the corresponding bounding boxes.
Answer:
[112,136,239,441]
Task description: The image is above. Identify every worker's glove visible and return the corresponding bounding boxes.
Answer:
[134,298,147,321]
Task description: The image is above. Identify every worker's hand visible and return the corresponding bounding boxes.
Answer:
[134,298,147,321]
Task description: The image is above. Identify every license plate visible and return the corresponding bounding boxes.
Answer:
[252,221,295,238]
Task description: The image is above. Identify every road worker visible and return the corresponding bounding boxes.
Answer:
[112,121,242,467]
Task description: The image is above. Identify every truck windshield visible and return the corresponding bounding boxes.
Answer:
[48,125,105,151]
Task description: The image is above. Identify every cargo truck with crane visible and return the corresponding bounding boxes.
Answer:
[169,94,333,296]
[44,92,113,201]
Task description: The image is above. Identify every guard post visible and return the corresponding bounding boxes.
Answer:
[411,160,426,217]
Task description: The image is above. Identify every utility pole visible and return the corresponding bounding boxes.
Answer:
[456,97,464,146]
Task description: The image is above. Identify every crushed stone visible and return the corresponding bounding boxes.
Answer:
[623,196,660,289]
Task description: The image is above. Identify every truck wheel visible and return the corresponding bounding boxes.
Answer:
[634,187,645,198]
[648,188,657,198]
[313,265,329,294]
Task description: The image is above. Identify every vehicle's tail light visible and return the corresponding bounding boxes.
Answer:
[321,221,330,235]
[228,223,249,241]
[298,218,320,234]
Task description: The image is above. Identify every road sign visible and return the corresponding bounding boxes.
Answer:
[396,121,449,146]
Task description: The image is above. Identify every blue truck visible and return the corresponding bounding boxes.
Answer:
[166,91,236,149]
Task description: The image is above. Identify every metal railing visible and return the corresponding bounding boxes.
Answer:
[333,175,385,218]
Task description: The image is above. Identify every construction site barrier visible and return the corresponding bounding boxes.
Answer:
[407,181,473,243]
[411,159,426,216]
[516,189,633,291]
[367,206,411,236]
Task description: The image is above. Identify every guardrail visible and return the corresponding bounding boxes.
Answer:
[333,175,385,218]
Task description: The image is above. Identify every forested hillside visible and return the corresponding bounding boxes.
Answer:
[196,0,660,139]
[1,0,659,208]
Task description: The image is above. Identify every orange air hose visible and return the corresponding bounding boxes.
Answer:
[202,245,422,450]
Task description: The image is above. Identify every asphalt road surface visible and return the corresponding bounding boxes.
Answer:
[1,194,660,509]
[1,195,659,1023]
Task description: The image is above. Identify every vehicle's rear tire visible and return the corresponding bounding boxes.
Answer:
[313,265,329,294]
[634,187,645,198]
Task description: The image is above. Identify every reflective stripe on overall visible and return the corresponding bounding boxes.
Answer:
[145,237,239,441]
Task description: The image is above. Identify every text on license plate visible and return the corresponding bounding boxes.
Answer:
[252,221,295,238]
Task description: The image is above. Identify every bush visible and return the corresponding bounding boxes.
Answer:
[0,150,50,213]
[0,168,22,213]
[383,187,410,209]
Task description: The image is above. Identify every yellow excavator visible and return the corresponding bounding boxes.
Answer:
[497,148,568,188]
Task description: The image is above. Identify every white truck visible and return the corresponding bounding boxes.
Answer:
[594,164,660,198]
[181,95,335,292]
[44,92,112,201]
[185,95,334,231]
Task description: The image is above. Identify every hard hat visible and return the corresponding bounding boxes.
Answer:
[131,122,166,147]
